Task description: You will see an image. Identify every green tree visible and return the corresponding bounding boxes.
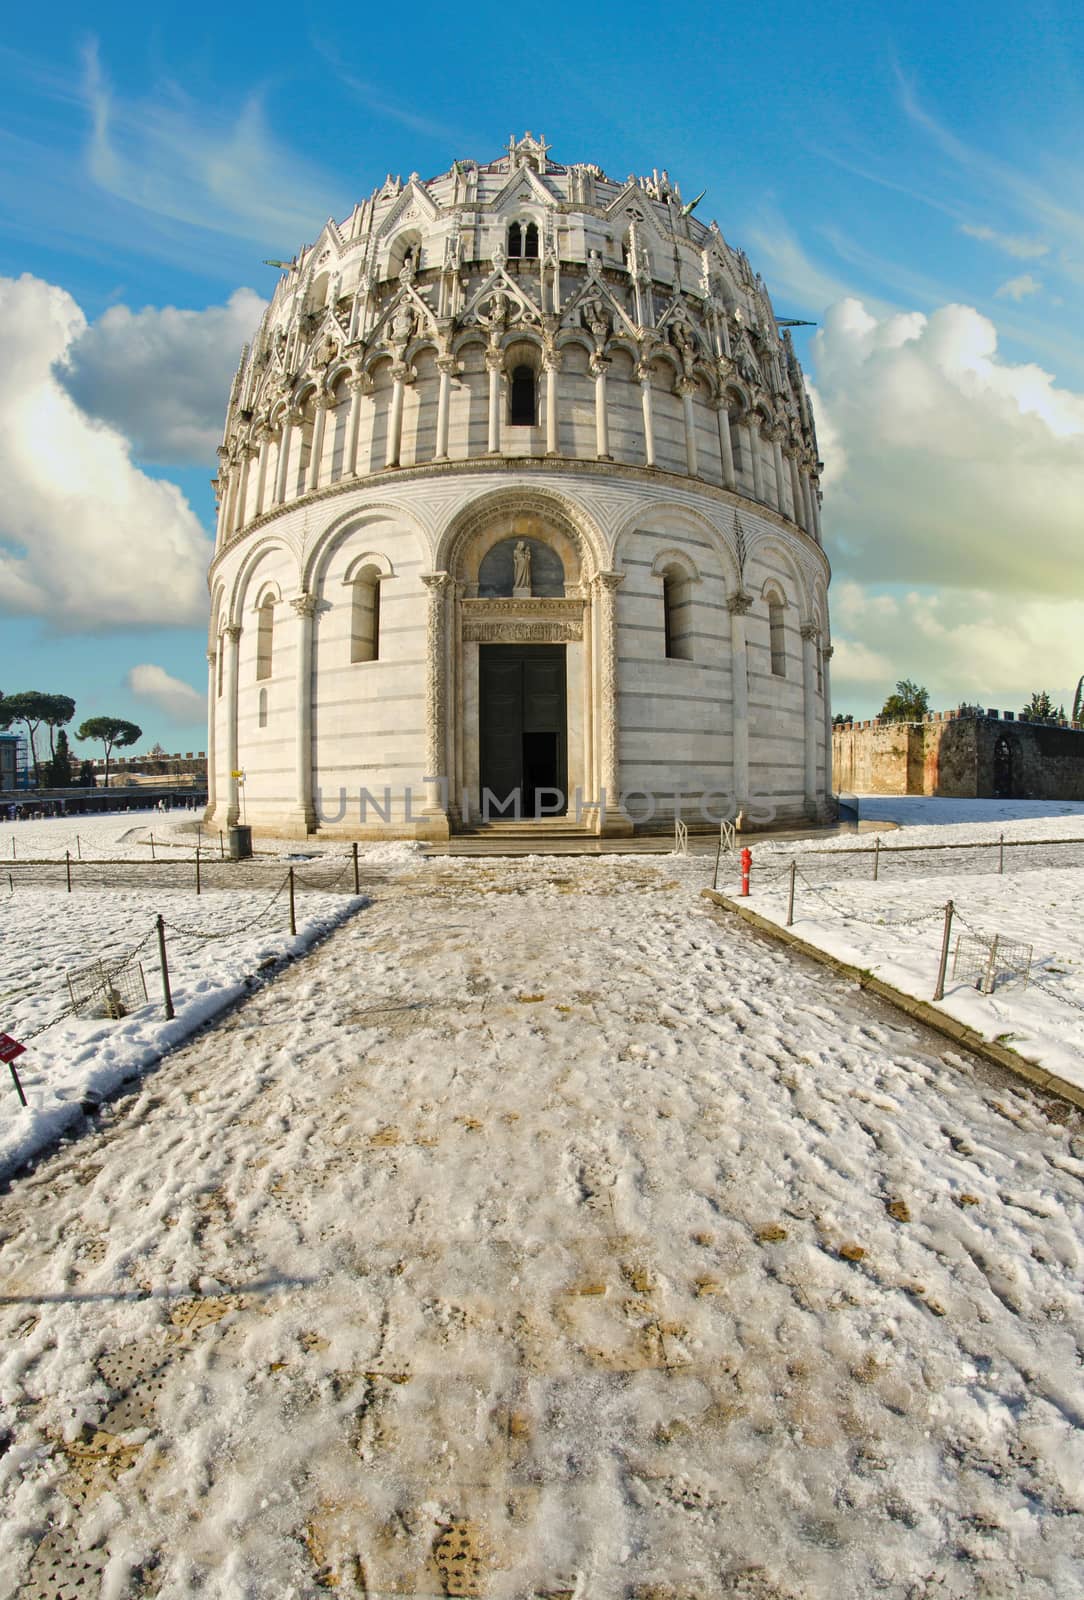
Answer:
[0,691,56,785]
[1022,690,1058,720]
[45,729,74,787]
[76,717,142,789]
[39,693,76,759]
[879,680,930,722]
[1072,676,1083,724]
[77,759,97,788]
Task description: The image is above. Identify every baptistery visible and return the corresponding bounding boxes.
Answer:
[206,134,832,838]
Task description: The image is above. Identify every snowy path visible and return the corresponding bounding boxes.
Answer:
[2,856,1083,1599]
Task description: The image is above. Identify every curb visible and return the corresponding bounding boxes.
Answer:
[699,888,1084,1113]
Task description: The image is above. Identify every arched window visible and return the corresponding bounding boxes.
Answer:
[351,568,382,663]
[256,597,275,680]
[507,222,522,258]
[510,365,536,426]
[524,222,539,259]
[768,597,786,677]
[258,688,268,728]
[662,567,693,661]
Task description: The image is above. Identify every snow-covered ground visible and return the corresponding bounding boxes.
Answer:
[738,801,1084,1094]
[0,884,368,1178]
[3,810,361,863]
[1,851,1082,1597]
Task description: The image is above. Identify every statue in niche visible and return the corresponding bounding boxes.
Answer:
[513,540,532,596]
[582,293,610,352]
[482,289,511,331]
[390,299,415,346]
[313,333,338,369]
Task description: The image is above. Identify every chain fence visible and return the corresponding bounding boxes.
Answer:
[2,857,371,1091]
[725,846,1083,1022]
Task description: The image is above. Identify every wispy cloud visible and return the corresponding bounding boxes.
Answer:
[78,38,347,249]
[995,274,1041,302]
[960,223,1049,261]
[742,210,863,318]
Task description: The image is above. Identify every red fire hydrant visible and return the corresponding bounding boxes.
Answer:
[739,847,752,897]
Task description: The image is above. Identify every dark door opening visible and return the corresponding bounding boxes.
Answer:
[480,645,567,818]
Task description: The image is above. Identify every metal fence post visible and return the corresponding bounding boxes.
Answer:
[873,837,881,881]
[155,914,175,1020]
[786,859,796,926]
[219,829,225,860]
[65,850,72,893]
[288,867,296,936]
[149,832,155,860]
[998,833,1004,875]
[76,835,82,860]
[933,900,955,1001]
[195,846,201,896]
[352,841,360,895]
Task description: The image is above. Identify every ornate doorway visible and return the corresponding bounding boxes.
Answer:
[479,644,567,816]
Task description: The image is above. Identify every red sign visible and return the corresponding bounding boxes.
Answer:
[0,1034,26,1064]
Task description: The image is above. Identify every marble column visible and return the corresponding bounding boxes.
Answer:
[204,649,217,822]
[638,368,656,467]
[543,357,561,456]
[224,624,242,827]
[595,571,631,834]
[228,455,246,535]
[346,376,367,477]
[305,398,328,493]
[801,623,820,816]
[486,351,503,453]
[678,379,698,477]
[290,594,317,833]
[750,421,766,503]
[714,398,736,489]
[387,368,407,467]
[727,592,753,813]
[788,450,805,531]
[770,426,787,514]
[274,412,297,505]
[592,358,611,459]
[253,428,272,518]
[810,476,823,543]
[420,573,451,835]
[435,357,456,459]
[822,643,834,798]
[801,468,815,538]
[214,467,229,544]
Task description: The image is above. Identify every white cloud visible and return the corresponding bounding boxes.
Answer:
[830,585,1084,719]
[0,273,211,631]
[960,223,1049,261]
[57,288,266,464]
[812,297,1084,597]
[995,273,1041,302]
[126,664,206,723]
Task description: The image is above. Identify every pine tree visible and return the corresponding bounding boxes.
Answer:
[45,729,73,787]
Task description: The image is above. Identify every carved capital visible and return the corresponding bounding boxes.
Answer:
[727,591,754,616]
[421,572,452,596]
[291,593,318,619]
[800,622,821,642]
[674,377,699,399]
[224,624,243,642]
[436,355,459,377]
[485,349,505,373]
[206,649,217,665]
[822,644,834,661]
[596,570,624,593]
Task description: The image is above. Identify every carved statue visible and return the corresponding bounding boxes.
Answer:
[483,290,511,330]
[313,333,338,369]
[513,541,532,595]
[582,293,610,351]
[391,299,416,345]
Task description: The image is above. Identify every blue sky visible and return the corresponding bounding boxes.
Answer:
[2,0,1083,752]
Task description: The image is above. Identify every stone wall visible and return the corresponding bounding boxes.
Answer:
[833,713,1084,800]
